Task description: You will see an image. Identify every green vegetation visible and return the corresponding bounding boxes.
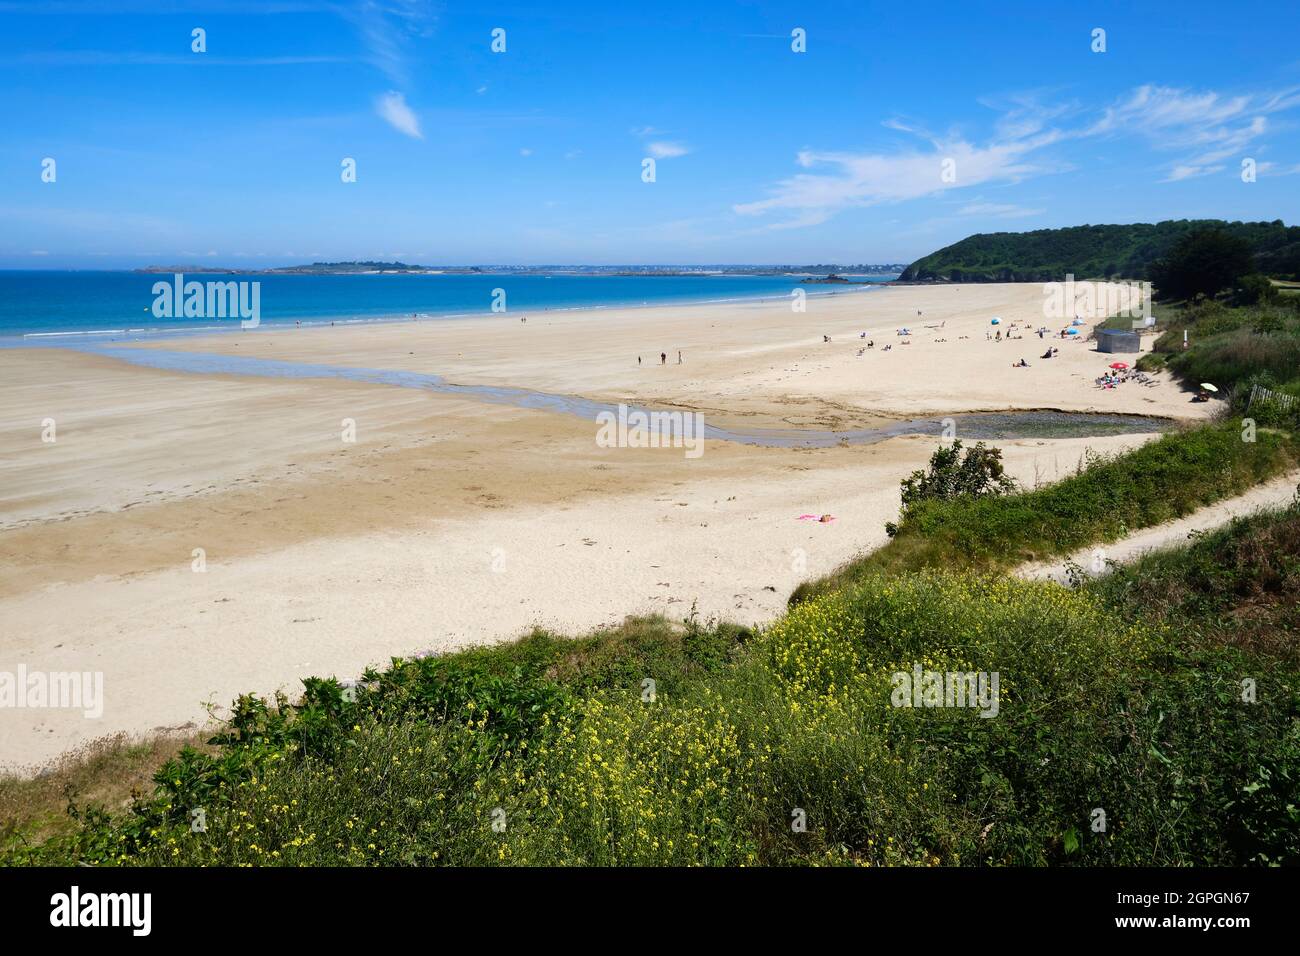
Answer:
[1147,227,1256,301]
[792,421,1297,603]
[5,562,1298,867]
[886,440,1017,537]
[0,732,210,850]
[3,414,1296,867]
[1086,494,1300,662]
[1136,298,1300,428]
[899,219,1300,283]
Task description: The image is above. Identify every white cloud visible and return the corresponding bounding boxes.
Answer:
[881,118,919,133]
[1162,164,1227,182]
[734,136,1057,227]
[1257,161,1300,176]
[647,141,689,159]
[519,148,533,157]
[736,82,1300,228]
[375,90,423,139]
[958,202,1044,218]
[1090,84,1298,178]
[343,0,438,87]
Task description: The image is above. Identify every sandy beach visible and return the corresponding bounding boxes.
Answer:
[0,282,1210,769]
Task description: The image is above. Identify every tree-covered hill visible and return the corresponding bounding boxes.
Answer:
[899,220,1300,283]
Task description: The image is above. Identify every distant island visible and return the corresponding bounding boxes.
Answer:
[136,261,474,275]
[799,273,877,284]
[898,219,1300,283]
[135,262,908,277]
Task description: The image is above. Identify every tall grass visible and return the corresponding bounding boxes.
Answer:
[1085,491,1300,661]
[8,572,1296,867]
[1136,299,1300,402]
[790,421,1297,604]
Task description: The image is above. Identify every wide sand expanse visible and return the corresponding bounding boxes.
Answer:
[0,283,1210,769]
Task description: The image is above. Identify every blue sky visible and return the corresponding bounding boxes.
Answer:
[1,0,1298,267]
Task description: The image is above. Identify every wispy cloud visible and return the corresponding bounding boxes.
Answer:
[734,136,1059,228]
[958,201,1044,218]
[1163,163,1227,182]
[343,0,438,87]
[0,51,352,66]
[1257,161,1300,176]
[346,4,437,145]
[1090,84,1300,180]
[632,127,690,160]
[736,82,1300,228]
[647,141,690,159]
[375,90,422,138]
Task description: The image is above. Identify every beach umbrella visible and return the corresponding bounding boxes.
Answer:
[1072,318,1085,326]
[1201,383,1218,392]
[1066,328,1079,335]
[990,317,1001,325]
[1109,362,1128,370]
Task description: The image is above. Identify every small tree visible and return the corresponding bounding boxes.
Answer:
[1149,228,1254,301]
[1234,273,1279,306]
[886,440,1017,536]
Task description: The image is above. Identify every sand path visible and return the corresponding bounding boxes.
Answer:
[1017,471,1300,584]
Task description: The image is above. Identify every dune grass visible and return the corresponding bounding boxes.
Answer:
[0,731,211,850]
[6,566,1296,867]
[1135,299,1300,406]
[789,420,1297,605]
[1085,491,1300,661]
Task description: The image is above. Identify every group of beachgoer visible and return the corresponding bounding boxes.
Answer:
[638,351,682,366]
[1096,368,1156,389]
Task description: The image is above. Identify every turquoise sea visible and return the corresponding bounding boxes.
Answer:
[0,269,1172,446]
[0,271,894,343]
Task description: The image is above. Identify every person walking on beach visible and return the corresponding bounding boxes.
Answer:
[677,350,682,364]
[638,356,642,367]
[661,352,666,365]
